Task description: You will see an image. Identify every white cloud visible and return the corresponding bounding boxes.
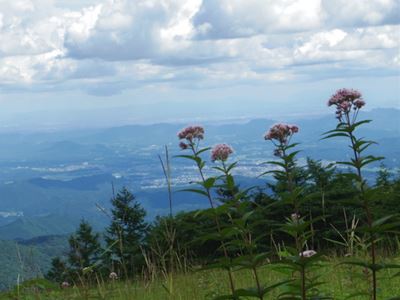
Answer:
[64,0,202,61]
[0,0,398,95]
[193,0,323,39]
[322,0,400,27]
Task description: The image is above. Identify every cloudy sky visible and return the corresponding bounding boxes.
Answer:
[0,0,399,130]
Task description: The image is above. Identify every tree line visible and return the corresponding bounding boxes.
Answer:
[46,161,400,285]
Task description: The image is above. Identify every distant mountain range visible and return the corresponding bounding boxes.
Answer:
[0,236,68,290]
[0,108,398,241]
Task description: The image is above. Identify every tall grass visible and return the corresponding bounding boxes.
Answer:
[3,256,399,300]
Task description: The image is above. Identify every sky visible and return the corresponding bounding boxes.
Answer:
[0,0,399,130]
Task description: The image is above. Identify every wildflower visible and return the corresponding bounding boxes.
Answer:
[327,88,365,119]
[291,213,300,222]
[177,126,204,142]
[264,123,299,145]
[291,125,299,133]
[109,272,118,280]
[211,144,233,162]
[340,101,351,112]
[327,88,362,106]
[61,281,70,289]
[300,250,317,258]
[354,99,366,109]
[179,141,188,150]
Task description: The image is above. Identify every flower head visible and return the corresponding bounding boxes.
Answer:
[179,141,188,150]
[264,123,299,145]
[291,213,300,222]
[300,250,317,258]
[328,88,365,120]
[177,125,204,149]
[61,281,70,289]
[109,272,118,280]
[354,99,365,109]
[211,144,233,162]
[178,125,204,141]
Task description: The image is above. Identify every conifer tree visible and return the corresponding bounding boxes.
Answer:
[105,187,148,278]
[376,163,391,187]
[67,220,101,279]
[46,257,68,283]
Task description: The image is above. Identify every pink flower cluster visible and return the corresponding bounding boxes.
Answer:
[328,88,365,119]
[211,144,233,162]
[291,213,300,222]
[109,272,118,280]
[264,123,299,145]
[178,125,205,150]
[300,250,317,258]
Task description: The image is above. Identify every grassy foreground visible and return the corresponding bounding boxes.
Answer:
[2,256,399,300]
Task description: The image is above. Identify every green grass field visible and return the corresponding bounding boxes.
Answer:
[2,256,399,300]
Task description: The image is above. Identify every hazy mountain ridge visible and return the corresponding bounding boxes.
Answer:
[0,108,398,241]
[0,236,68,290]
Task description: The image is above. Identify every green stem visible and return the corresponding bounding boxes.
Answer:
[191,146,237,298]
[346,116,377,300]
[282,145,306,300]
[301,264,306,300]
[222,160,265,299]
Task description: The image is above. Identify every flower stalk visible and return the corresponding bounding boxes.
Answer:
[325,88,383,300]
[177,127,237,298]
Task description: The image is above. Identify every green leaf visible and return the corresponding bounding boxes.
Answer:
[322,127,347,135]
[179,188,208,198]
[286,142,300,150]
[227,162,238,173]
[372,214,399,227]
[264,160,287,168]
[252,252,270,266]
[234,287,260,297]
[242,211,254,222]
[203,177,216,189]
[262,280,294,294]
[258,170,286,178]
[324,238,347,247]
[193,209,203,218]
[359,155,384,168]
[336,161,356,167]
[285,150,301,162]
[321,132,349,140]
[196,147,211,155]
[213,166,225,173]
[174,154,201,165]
[352,119,372,129]
[339,260,368,269]
[220,227,241,239]
[226,174,235,190]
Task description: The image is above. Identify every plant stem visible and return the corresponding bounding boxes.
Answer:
[253,266,264,300]
[282,146,306,300]
[191,147,237,297]
[347,117,377,300]
[221,161,264,300]
[301,264,306,300]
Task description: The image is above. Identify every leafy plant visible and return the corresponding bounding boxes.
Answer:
[262,123,328,299]
[324,88,399,299]
[176,126,237,298]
